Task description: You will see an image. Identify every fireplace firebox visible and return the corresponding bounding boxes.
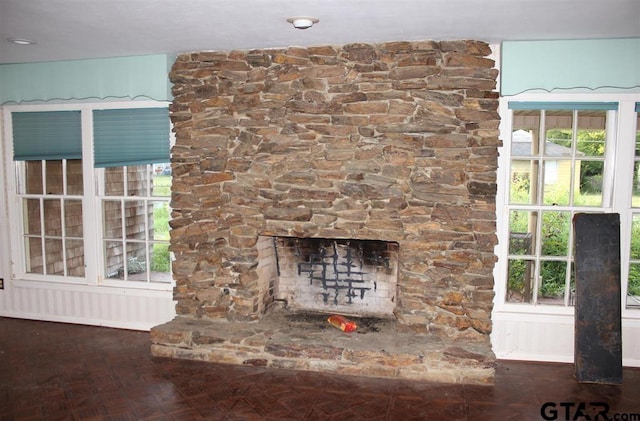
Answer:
[267,237,398,317]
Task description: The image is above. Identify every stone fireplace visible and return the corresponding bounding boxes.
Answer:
[151,40,500,384]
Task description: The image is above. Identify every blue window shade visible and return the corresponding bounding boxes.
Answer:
[93,108,170,168]
[12,111,82,161]
[508,102,619,111]
[636,103,640,113]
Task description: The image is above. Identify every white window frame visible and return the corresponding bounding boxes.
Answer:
[495,93,640,320]
[2,101,173,292]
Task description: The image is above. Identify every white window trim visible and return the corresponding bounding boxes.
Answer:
[2,100,173,292]
[495,92,640,320]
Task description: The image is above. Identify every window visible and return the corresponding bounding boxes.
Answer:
[504,102,616,306]
[99,165,171,284]
[7,103,172,289]
[93,107,171,285]
[21,159,85,277]
[628,103,640,309]
[12,111,85,278]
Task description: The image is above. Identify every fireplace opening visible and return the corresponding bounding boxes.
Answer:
[258,236,399,319]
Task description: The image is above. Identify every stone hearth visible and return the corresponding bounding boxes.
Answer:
[151,307,495,384]
[151,39,500,383]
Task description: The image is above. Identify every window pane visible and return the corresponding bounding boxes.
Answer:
[511,129,538,157]
[545,129,573,157]
[512,109,541,142]
[126,242,148,282]
[43,199,61,236]
[538,260,567,305]
[67,159,83,195]
[509,210,536,255]
[510,161,536,204]
[630,212,640,305]
[66,239,85,277]
[541,211,570,257]
[45,238,63,275]
[631,214,640,259]
[25,161,43,194]
[105,240,124,279]
[103,200,123,239]
[104,165,153,196]
[569,262,576,307]
[575,160,604,206]
[150,243,171,283]
[633,127,640,208]
[45,160,63,195]
[125,200,148,241]
[542,160,570,206]
[544,110,573,153]
[152,202,170,241]
[64,200,83,237]
[544,109,573,128]
[627,263,640,309]
[152,163,171,197]
[105,167,124,196]
[25,237,43,274]
[127,165,150,196]
[23,199,41,235]
[542,160,558,184]
[576,111,606,157]
[507,258,534,303]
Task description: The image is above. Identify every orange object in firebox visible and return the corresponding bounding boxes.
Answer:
[327,315,357,332]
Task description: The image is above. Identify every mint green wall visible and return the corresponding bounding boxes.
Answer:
[4,40,638,101]
[0,54,173,104]
[501,38,640,96]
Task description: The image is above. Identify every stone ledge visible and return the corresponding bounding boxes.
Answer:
[150,308,495,385]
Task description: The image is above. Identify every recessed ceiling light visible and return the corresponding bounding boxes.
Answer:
[7,37,37,45]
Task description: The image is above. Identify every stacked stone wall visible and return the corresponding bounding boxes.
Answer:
[168,40,500,341]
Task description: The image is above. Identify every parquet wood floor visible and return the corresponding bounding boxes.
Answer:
[1,317,638,420]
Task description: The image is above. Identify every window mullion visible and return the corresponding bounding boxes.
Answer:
[146,165,152,197]
[145,198,151,283]
[565,210,576,306]
[38,196,46,274]
[61,160,68,276]
[602,109,620,210]
[41,160,47,195]
[80,108,99,285]
[536,112,545,204]
[60,197,67,277]
[62,159,68,196]
[15,161,25,195]
[532,209,543,305]
[569,110,579,205]
[120,198,127,282]
[529,111,545,305]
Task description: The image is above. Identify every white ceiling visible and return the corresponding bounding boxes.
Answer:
[1,0,639,65]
